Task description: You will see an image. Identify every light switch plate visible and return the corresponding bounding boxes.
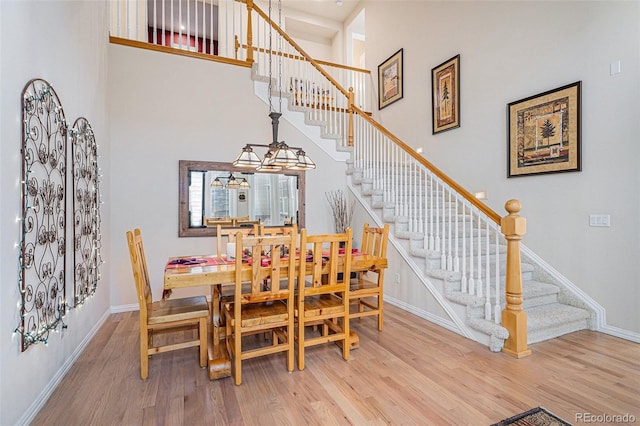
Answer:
[589,214,611,227]
[610,60,621,75]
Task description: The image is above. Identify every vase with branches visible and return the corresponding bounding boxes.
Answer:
[325,189,355,234]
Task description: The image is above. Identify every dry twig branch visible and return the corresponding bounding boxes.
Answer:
[325,189,355,233]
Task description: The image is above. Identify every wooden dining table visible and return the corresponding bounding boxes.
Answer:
[163,250,388,380]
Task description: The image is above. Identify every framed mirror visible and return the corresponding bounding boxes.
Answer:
[179,160,306,237]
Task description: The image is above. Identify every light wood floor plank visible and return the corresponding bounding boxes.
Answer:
[30,305,640,425]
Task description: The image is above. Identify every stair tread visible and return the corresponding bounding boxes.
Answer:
[522,280,560,297]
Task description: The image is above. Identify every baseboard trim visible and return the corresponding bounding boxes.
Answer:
[17,308,111,426]
[385,296,463,336]
[598,324,640,343]
[111,303,139,313]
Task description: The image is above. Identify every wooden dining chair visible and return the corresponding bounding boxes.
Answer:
[212,224,261,338]
[296,228,352,371]
[126,228,209,379]
[223,232,297,385]
[349,223,390,331]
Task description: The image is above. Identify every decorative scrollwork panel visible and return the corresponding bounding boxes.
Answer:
[71,117,102,306]
[19,79,68,351]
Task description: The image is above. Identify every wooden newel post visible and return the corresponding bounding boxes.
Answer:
[500,199,532,358]
[347,87,354,147]
[245,0,254,64]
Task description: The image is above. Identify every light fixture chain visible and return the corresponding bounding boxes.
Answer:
[268,0,273,113]
[278,0,282,114]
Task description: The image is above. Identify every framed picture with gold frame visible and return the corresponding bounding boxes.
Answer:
[431,54,460,134]
[378,48,403,109]
[507,81,581,178]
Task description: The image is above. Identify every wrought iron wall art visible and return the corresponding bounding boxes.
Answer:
[71,117,102,306]
[18,79,68,351]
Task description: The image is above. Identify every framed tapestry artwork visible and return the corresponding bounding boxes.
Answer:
[507,81,581,178]
[378,48,403,109]
[431,54,460,134]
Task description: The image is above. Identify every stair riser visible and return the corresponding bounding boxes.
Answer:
[528,319,589,344]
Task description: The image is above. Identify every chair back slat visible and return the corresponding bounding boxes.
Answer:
[126,228,152,320]
[216,224,259,258]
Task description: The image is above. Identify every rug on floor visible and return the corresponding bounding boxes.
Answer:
[491,406,572,426]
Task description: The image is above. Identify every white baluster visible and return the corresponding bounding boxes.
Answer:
[440,182,446,268]
[468,208,475,295]
[461,202,467,293]
[485,220,491,320]
[447,190,453,271]
[476,210,483,299]
[494,228,501,323]
[428,173,434,251]
[454,195,460,272]
[434,179,440,253]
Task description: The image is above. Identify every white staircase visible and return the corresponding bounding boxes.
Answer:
[347,169,595,349]
[251,70,599,350]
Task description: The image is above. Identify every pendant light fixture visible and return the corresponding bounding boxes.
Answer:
[210,173,250,190]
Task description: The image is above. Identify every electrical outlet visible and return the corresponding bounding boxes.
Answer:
[395,273,400,284]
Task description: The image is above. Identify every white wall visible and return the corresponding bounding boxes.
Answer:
[0,1,111,424]
[107,44,347,306]
[364,0,640,333]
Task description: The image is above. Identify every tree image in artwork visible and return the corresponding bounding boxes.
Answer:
[438,73,453,120]
[539,119,556,146]
[441,82,449,104]
[516,97,569,167]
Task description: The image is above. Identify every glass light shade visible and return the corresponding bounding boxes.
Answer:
[233,145,262,168]
[288,149,316,170]
[239,178,250,188]
[226,175,240,189]
[256,151,282,171]
[211,177,224,188]
[271,142,298,167]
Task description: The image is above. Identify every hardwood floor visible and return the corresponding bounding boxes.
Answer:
[32,304,639,425]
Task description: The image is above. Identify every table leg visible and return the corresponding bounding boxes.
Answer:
[208,284,231,380]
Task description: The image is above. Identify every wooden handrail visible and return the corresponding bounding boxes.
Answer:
[109,36,251,68]
[351,105,502,225]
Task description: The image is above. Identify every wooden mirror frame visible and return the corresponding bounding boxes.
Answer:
[178,160,306,237]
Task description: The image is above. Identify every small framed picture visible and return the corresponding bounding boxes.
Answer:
[378,48,403,109]
[507,81,582,177]
[431,54,460,134]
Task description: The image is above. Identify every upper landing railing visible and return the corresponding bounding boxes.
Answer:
[109,0,373,112]
[109,0,530,355]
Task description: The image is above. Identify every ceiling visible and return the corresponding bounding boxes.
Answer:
[279,0,363,44]
[278,0,361,24]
